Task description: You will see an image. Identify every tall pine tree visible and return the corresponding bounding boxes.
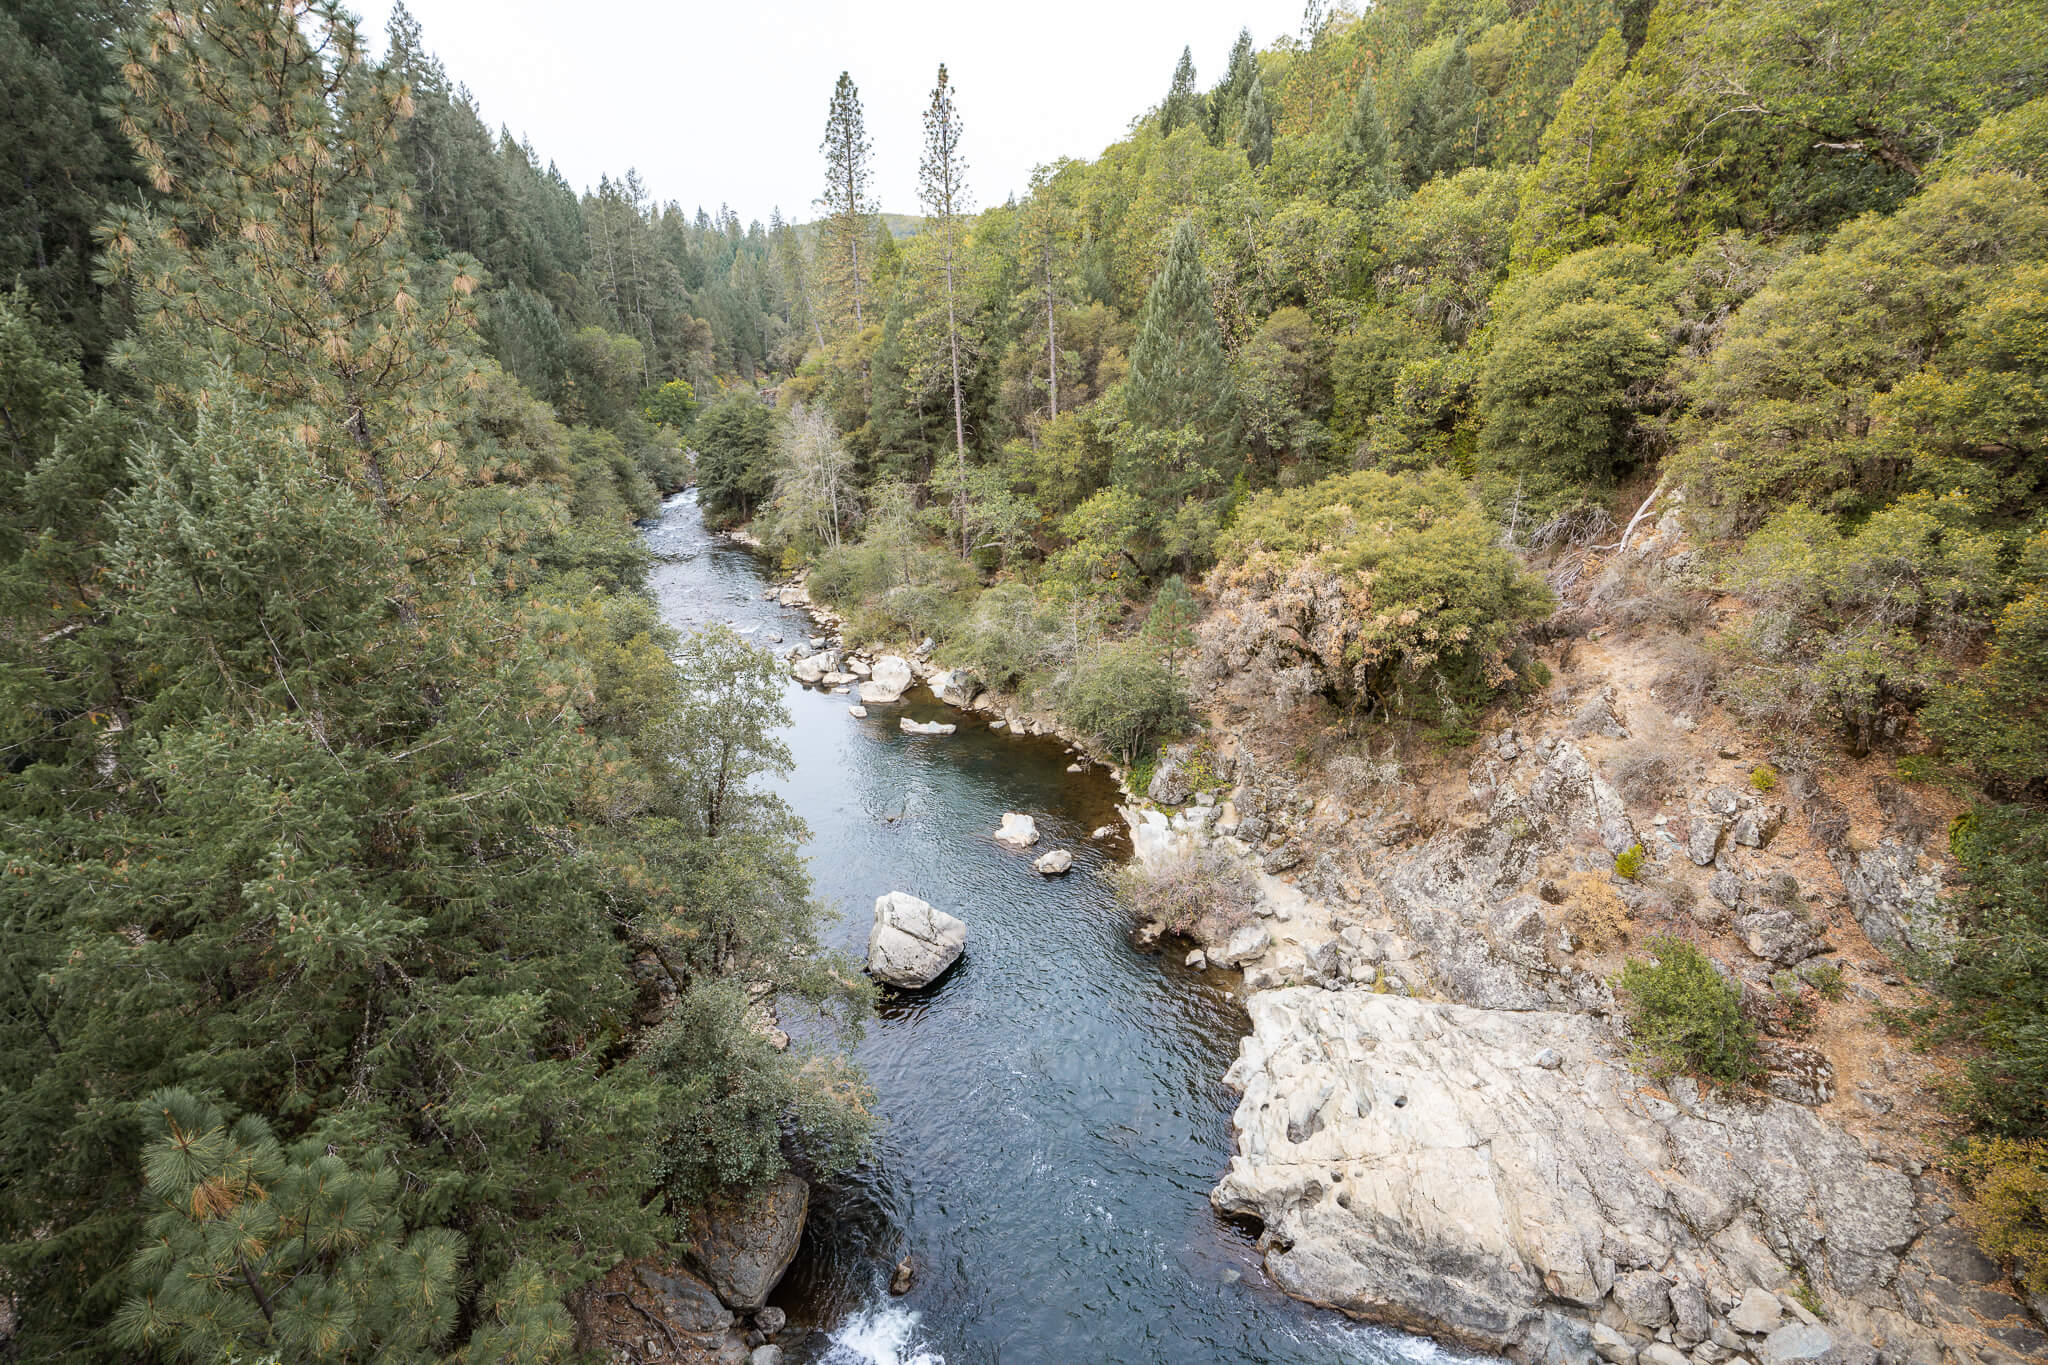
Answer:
[919,63,973,551]
[818,72,875,330]
[1161,47,1199,135]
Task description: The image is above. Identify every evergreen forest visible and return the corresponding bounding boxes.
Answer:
[4,0,2048,1358]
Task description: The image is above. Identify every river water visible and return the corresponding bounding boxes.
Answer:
[644,491,1469,1365]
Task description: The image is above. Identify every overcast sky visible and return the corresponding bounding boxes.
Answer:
[356,0,1309,225]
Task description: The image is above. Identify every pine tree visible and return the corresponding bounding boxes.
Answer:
[1118,220,1240,563]
[110,1088,550,1364]
[1339,68,1391,197]
[1240,69,1276,169]
[818,72,875,329]
[1161,47,1199,135]
[1206,28,1257,145]
[919,63,973,552]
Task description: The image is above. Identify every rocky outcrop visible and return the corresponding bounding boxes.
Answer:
[900,718,956,735]
[573,1259,745,1364]
[1214,990,1945,1364]
[680,1174,809,1312]
[866,892,966,988]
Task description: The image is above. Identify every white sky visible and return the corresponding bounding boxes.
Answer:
[356,0,1309,225]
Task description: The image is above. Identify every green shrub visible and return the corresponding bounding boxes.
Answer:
[1750,763,1778,792]
[1937,803,2048,1136]
[1958,1137,2048,1296]
[1614,935,1761,1085]
[1055,638,1189,763]
[1614,843,1646,879]
[1211,468,1553,721]
[1801,961,1846,1001]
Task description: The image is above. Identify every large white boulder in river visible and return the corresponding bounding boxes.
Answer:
[866,893,966,988]
[900,718,956,736]
[927,668,981,709]
[790,652,835,683]
[993,812,1040,847]
[856,654,915,704]
[1033,848,1073,876]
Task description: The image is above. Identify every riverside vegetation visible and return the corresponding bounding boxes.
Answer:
[5,0,2048,1360]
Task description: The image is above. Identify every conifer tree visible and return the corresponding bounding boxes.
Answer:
[1207,28,1257,145]
[1340,68,1391,196]
[1161,47,1199,135]
[1240,69,1276,169]
[818,72,875,329]
[1117,220,1239,562]
[919,63,973,552]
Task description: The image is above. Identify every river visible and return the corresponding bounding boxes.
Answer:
[644,491,1472,1365]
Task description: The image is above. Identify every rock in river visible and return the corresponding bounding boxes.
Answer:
[900,718,956,736]
[866,892,967,988]
[928,668,980,708]
[680,1173,810,1311]
[858,654,914,703]
[994,812,1040,847]
[1034,848,1073,875]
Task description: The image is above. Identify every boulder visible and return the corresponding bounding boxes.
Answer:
[1689,813,1728,866]
[848,705,868,718]
[1732,805,1784,848]
[1034,848,1073,876]
[1186,949,1209,969]
[1758,1325,1874,1365]
[899,718,956,736]
[928,668,980,708]
[1148,757,1194,806]
[790,652,833,683]
[1615,1270,1673,1329]
[1730,1286,1784,1335]
[573,1259,735,1364]
[866,892,966,988]
[754,1306,786,1337]
[1571,692,1627,738]
[858,655,914,703]
[680,1174,809,1312]
[751,1347,782,1365]
[1741,909,1820,966]
[1215,924,1271,968]
[994,812,1040,847]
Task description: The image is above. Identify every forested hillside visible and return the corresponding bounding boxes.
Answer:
[1,2,865,1361]
[702,0,2048,1301]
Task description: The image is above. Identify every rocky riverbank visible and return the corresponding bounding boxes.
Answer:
[1118,667,2042,1365]
[718,528,2044,1365]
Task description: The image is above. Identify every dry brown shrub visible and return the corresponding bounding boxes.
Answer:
[1561,869,1631,951]
[1116,847,1259,942]
[1611,745,1674,808]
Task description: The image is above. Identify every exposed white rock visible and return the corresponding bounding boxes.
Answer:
[1033,848,1073,876]
[857,655,915,703]
[847,705,868,718]
[900,718,957,736]
[865,893,966,989]
[993,812,1040,847]
[1212,990,1922,1360]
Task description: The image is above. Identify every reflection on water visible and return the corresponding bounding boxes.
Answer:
[644,492,1483,1365]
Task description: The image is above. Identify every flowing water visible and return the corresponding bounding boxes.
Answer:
[645,491,1475,1365]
